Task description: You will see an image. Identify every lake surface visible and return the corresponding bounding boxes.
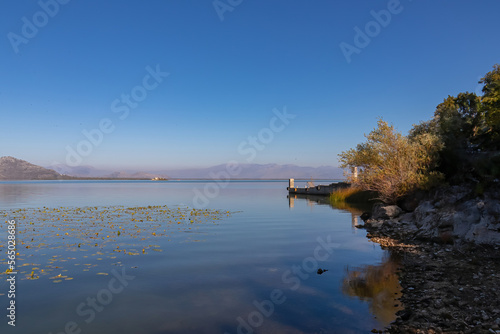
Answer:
[0,180,401,334]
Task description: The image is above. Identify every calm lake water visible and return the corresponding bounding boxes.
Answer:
[0,180,401,334]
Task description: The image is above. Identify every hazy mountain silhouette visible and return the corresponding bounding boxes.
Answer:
[156,163,343,179]
[50,162,344,179]
[0,156,65,180]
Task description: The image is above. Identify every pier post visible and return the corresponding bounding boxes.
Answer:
[289,178,294,189]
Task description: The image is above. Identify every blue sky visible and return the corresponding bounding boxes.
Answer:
[1,0,499,170]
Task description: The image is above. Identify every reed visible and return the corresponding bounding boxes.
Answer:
[329,187,378,212]
[329,187,362,204]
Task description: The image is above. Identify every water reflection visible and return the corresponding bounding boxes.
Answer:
[0,182,42,206]
[288,193,331,207]
[288,194,365,230]
[0,181,402,333]
[342,253,403,326]
[289,193,404,327]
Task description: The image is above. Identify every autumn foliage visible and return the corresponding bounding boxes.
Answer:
[339,120,443,204]
[338,64,500,204]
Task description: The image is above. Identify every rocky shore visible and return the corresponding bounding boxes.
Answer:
[358,185,500,333]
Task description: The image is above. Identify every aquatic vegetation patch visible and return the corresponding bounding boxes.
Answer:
[0,205,232,283]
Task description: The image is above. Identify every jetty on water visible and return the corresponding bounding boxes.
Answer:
[286,178,351,196]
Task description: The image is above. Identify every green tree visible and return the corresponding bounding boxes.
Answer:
[480,64,500,148]
[339,119,443,204]
[430,92,484,178]
[434,92,483,149]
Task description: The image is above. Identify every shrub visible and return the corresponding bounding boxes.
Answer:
[339,119,443,204]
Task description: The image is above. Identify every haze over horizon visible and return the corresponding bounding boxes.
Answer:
[2,1,500,170]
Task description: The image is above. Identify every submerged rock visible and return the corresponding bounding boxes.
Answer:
[317,268,328,275]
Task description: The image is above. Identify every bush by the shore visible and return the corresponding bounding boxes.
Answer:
[338,63,500,204]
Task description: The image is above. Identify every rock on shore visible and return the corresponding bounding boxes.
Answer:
[359,184,500,333]
[365,185,500,246]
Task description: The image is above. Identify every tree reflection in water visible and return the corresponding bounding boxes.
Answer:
[288,193,404,326]
[342,252,403,326]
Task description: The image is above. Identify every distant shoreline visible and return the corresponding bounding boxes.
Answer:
[0,178,345,181]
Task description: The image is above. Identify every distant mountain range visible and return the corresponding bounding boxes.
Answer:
[0,156,344,180]
[153,164,344,179]
[48,163,167,179]
[48,162,344,179]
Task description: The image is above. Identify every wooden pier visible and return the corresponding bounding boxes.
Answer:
[287,178,351,196]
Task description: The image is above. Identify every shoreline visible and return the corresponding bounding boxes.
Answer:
[362,215,500,333]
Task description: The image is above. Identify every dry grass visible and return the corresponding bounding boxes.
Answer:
[329,187,378,212]
[329,187,361,204]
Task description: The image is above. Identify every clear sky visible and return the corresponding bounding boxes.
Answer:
[1,0,500,170]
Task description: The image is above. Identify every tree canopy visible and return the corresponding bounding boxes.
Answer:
[480,64,500,148]
[339,64,500,202]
